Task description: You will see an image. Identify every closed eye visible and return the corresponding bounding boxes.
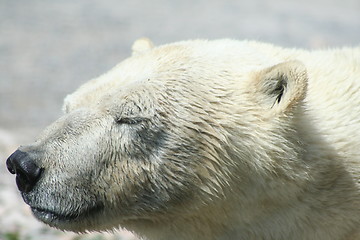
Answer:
[116,117,148,124]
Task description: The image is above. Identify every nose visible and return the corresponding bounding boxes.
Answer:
[6,150,43,193]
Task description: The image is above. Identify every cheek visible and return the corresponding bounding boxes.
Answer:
[95,123,206,215]
[97,145,202,216]
[112,123,168,163]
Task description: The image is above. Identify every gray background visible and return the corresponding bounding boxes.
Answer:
[0,0,359,239]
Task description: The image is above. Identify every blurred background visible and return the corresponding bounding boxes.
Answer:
[0,0,359,239]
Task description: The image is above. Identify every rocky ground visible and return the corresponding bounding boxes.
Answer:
[0,0,359,239]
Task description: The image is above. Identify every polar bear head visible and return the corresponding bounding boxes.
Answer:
[6,39,308,235]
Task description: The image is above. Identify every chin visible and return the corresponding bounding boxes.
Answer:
[30,204,107,232]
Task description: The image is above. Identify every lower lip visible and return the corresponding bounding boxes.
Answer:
[31,207,76,223]
[31,204,104,224]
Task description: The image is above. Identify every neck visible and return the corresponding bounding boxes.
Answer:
[130,168,359,240]
[126,113,360,240]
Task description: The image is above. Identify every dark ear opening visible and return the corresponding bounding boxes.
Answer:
[251,60,308,114]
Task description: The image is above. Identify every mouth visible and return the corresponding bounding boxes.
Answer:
[31,204,104,224]
[32,207,78,222]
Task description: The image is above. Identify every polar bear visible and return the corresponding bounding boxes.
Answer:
[6,38,360,240]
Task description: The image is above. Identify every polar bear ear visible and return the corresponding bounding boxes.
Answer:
[252,60,308,114]
[131,37,154,56]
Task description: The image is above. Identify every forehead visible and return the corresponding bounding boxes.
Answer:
[62,40,257,113]
[62,45,189,113]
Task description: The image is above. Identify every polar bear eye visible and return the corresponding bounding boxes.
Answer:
[115,117,147,125]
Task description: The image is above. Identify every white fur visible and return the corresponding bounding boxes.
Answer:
[17,39,360,240]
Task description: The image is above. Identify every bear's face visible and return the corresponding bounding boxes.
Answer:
[17,68,207,231]
[6,39,308,233]
[13,43,234,232]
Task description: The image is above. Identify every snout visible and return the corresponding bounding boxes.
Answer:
[6,150,43,193]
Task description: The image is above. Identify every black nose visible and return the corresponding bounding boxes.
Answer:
[6,150,43,193]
